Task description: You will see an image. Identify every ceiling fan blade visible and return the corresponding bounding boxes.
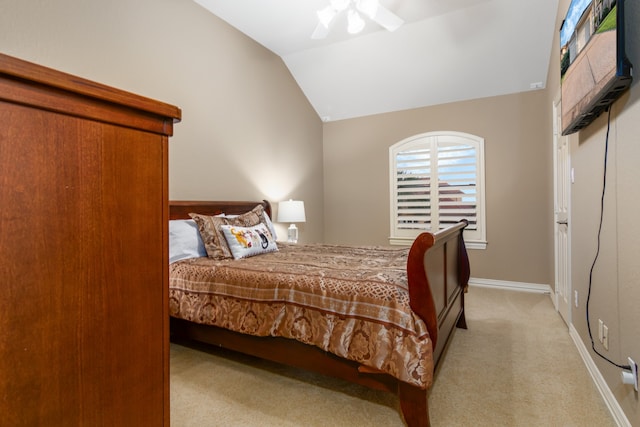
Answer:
[311,22,330,39]
[357,2,404,32]
[371,5,404,31]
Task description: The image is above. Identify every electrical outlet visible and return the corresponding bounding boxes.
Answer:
[602,324,609,350]
[622,357,638,392]
[574,290,579,308]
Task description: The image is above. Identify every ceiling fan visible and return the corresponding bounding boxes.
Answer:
[311,0,404,39]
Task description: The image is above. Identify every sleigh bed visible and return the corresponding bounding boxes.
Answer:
[168,200,470,427]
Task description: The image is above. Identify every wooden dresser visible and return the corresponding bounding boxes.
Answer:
[0,53,181,425]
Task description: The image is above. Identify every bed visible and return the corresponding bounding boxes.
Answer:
[168,200,470,427]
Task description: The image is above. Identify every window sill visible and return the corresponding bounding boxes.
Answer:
[465,241,487,250]
[389,237,486,250]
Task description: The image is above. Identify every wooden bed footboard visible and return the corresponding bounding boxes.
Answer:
[169,200,470,427]
[407,221,470,367]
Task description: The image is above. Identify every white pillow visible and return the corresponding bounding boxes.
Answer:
[262,212,278,241]
[169,219,207,263]
[220,223,278,259]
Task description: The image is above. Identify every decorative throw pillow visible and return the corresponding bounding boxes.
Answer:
[220,223,278,259]
[168,219,207,263]
[190,204,272,260]
[221,209,277,240]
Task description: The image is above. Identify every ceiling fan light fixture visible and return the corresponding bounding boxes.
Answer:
[330,0,351,12]
[371,5,404,32]
[347,9,365,34]
[311,0,403,39]
[355,0,378,19]
[317,5,337,28]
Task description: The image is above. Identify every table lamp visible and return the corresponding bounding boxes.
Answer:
[277,199,306,243]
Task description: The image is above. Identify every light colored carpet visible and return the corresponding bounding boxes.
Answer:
[170,286,616,426]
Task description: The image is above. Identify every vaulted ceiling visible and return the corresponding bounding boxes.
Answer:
[195,0,561,121]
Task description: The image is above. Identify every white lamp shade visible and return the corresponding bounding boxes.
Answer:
[277,200,306,223]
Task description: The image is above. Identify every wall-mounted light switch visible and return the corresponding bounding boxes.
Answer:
[598,319,604,343]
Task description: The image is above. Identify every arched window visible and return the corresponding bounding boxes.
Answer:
[389,131,486,249]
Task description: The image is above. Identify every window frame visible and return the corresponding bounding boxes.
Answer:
[388,131,487,249]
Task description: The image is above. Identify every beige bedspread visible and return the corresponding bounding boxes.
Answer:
[169,243,434,388]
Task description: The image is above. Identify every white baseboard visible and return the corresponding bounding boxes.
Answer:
[569,325,631,427]
[469,277,552,294]
[552,290,559,311]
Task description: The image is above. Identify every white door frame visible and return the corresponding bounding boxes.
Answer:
[553,94,571,326]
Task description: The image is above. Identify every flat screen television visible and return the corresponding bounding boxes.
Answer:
[560,0,632,135]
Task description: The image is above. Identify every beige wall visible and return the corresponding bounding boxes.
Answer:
[556,0,640,422]
[0,0,325,243]
[2,0,639,423]
[323,91,554,285]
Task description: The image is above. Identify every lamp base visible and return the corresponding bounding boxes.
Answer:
[287,224,298,243]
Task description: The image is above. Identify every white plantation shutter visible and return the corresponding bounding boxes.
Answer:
[394,147,432,231]
[389,132,486,248]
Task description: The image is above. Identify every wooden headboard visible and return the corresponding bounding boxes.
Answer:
[169,200,272,220]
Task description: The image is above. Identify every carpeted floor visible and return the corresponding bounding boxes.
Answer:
[170,286,616,426]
